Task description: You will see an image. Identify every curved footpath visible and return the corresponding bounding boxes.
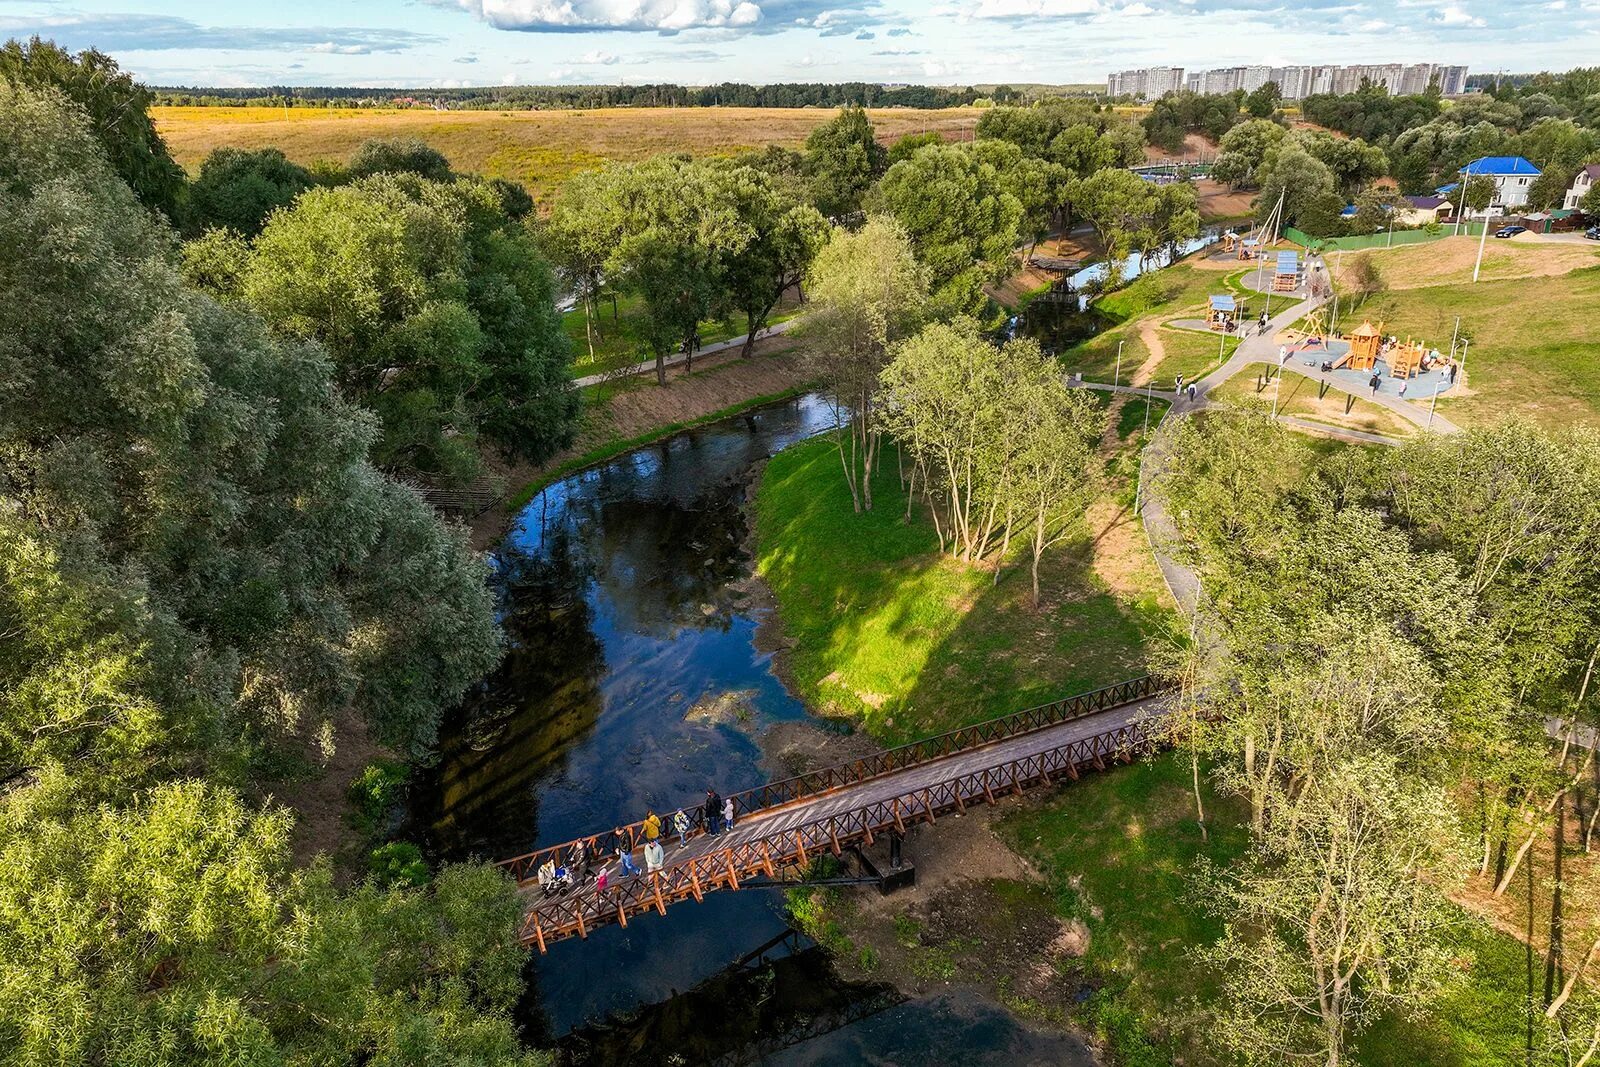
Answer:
[1071,288,1463,619]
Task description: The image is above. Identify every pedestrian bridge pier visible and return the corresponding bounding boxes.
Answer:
[497,676,1174,952]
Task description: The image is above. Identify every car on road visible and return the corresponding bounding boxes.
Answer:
[1586,226,1600,241]
[1494,225,1527,238]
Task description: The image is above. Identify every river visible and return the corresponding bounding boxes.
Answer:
[411,394,1097,1065]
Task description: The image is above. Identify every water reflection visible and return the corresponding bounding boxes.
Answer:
[414,394,837,1033]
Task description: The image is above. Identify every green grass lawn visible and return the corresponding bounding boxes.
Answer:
[1152,327,1242,387]
[565,291,802,377]
[1058,262,1249,384]
[754,434,1169,744]
[1360,265,1600,429]
[1000,751,1561,1067]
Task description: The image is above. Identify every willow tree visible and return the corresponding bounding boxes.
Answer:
[806,216,928,512]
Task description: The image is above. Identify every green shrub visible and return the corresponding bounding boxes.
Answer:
[368,841,430,888]
[348,759,409,832]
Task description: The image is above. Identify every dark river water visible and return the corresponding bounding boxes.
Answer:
[412,393,1097,1065]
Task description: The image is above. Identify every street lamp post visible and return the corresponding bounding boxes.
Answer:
[1473,205,1492,283]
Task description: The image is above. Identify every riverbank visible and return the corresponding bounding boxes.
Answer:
[469,332,816,550]
[752,426,1170,746]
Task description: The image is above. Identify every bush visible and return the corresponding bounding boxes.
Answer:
[368,841,431,887]
[348,759,410,833]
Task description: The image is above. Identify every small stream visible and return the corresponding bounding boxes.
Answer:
[410,394,1098,1063]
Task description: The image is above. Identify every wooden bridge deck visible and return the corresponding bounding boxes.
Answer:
[500,677,1174,951]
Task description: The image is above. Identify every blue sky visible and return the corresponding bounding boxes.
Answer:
[2,0,1596,89]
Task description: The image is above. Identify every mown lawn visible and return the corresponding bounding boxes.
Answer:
[1359,265,1600,429]
[753,434,1168,744]
[1001,751,1560,1067]
[565,291,802,377]
[1057,262,1247,383]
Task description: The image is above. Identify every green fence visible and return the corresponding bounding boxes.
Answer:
[1284,223,1493,252]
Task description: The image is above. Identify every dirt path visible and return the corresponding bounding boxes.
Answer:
[1129,322,1168,387]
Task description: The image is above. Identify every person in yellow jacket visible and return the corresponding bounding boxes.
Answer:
[643,810,662,842]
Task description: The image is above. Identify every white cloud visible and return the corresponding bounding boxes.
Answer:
[967,0,1101,16]
[579,49,621,63]
[457,0,763,32]
[309,42,371,55]
[1434,3,1487,25]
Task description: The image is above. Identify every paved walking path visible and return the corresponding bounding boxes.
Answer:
[571,318,800,388]
[1183,293,1462,435]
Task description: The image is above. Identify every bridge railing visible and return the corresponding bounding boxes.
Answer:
[517,708,1171,950]
[497,674,1168,884]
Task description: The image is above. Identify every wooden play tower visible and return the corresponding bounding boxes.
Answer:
[1347,322,1382,371]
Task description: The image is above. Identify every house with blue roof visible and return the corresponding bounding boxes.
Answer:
[1458,156,1541,212]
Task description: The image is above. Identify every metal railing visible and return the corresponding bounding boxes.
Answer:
[515,709,1170,950]
[496,675,1167,885]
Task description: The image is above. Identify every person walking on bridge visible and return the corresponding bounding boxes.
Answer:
[569,838,593,882]
[705,789,722,835]
[643,809,661,843]
[644,838,665,874]
[613,827,641,877]
[723,795,736,832]
[673,808,690,848]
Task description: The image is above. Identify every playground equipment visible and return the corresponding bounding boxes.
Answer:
[1345,321,1382,372]
[1280,306,1331,351]
[1272,251,1301,293]
[1221,232,1262,260]
[1206,294,1241,331]
[1389,339,1426,379]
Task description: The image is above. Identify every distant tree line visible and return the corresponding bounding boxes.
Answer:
[151,80,1021,111]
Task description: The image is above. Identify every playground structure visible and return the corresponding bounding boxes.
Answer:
[1279,306,1331,350]
[1206,293,1243,331]
[1343,322,1382,372]
[1221,232,1263,260]
[1272,251,1301,293]
[1388,339,1428,379]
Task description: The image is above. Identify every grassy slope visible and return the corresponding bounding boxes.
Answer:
[1000,752,1552,1067]
[753,434,1167,745]
[1357,265,1600,429]
[152,105,985,202]
[1057,262,1248,385]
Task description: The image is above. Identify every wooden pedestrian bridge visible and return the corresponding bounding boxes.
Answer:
[497,676,1175,951]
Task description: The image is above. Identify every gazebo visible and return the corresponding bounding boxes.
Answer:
[1206,293,1240,331]
[1347,322,1382,371]
[1272,251,1300,293]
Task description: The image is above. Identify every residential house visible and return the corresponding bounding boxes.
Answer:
[1564,163,1600,212]
[1398,195,1453,225]
[1458,156,1542,212]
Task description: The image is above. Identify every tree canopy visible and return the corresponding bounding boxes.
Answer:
[213,172,577,480]
[188,146,316,236]
[0,37,186,221]
[803,105,889,218]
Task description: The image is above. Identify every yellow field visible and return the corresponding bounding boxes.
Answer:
[152,105,985,201]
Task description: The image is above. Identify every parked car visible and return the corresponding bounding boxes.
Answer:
[1586,226,1600,241]
[1494,225,1527,238]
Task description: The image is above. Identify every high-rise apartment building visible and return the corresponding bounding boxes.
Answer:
[1108,62,1469,101]
[1107,66,1185,100]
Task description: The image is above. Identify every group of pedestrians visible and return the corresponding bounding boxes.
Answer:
[534,788,740,898]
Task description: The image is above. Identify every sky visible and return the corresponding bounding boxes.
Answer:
[1,0,1596,90]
